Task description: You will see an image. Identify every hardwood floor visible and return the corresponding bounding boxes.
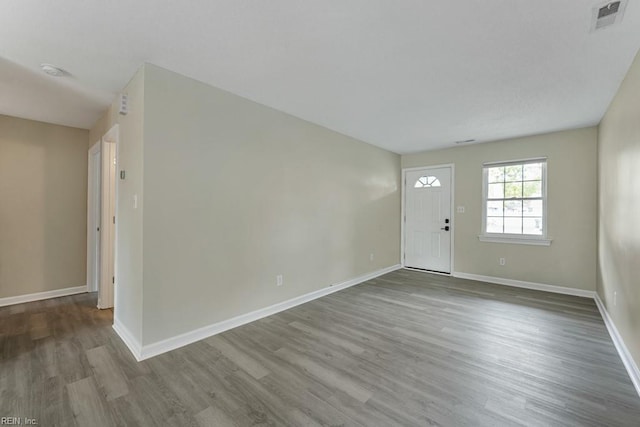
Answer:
[1,269,639,426]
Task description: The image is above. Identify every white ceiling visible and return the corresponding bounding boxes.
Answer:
[1,1,639,154]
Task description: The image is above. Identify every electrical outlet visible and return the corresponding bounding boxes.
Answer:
[499,257,506,266]
[457,206,465,213]
[370,253,374,262]
[614,291,617,307]
[276,275,283,287]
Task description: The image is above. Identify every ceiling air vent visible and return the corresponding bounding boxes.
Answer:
[455,139,476,145]
[592,1,626,31]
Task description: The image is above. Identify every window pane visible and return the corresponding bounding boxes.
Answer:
[483,160,546,238]
[487,201,503,216]
[488,183,504,199]
[504,165,522,182]
[523,217,543,235]
[504,182,522,198]
[504,217,522,234]
[523,181,542,198]
[487,217,503,233]
[426,176,441,187]
[415,175,441,188]
[523,163,542,180]
[488,167,504,183]
[523,200,543,216]
[504,200,522,217]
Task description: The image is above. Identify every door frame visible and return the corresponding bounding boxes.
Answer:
[86,140,102,292]
[99,124,119,310]
[401,164,455,275]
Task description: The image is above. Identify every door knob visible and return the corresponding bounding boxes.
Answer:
[441,226,450,231]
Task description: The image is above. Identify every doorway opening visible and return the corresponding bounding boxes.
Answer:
[86,124,119,309]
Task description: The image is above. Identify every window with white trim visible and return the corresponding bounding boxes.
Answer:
[480,158,551,245]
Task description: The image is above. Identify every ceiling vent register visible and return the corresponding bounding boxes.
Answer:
[592,1,626,30]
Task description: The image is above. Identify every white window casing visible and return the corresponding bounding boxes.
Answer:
[479,157,552,246]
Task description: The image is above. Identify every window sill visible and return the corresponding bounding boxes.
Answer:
[478,235,552,246]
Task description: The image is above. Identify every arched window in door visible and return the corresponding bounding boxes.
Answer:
[414,175,441,188]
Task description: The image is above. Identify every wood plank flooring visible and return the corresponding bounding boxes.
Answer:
[1,269,639,426]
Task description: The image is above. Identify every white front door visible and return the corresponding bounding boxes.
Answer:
[404,167,452,273]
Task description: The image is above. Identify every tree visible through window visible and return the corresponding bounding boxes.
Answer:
[483,160,546,236]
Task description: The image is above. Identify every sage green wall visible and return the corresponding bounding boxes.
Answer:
[89,67,145,344]
[114,68,145,343]
[140,64,400,345]
[402,127,597,290]
[89,102,118,148]
[598,49,640,368]
[0,115,88,299]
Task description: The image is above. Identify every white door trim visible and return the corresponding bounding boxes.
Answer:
[107,124,120,315]
[87,141,101,293]
[401,164,455,274]
[98,124,119,309]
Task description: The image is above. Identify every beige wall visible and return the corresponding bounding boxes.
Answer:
[88,104,118,148]
[89,67,146,343]
[598,49,640,367]
[402,127,598,290]
[0,115,88,298]
[140,64,400,345]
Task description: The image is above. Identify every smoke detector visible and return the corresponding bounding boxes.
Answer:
[40,63,68,77]
[592,1,627,31]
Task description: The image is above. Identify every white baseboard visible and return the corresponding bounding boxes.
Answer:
[0,285,87,307]
[112,319,143,362]
[452,272,595,298]
[594,294,640,397]
[137,264,402,361]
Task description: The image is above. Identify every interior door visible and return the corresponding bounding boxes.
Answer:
[404,167,452,273]
[87,145,101,292]
[99,140,116,309]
